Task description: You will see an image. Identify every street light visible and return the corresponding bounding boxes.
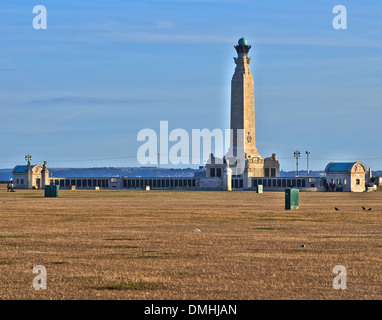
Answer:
[25,154,32,165]
[293,150,301,177]
[306,151,310,177]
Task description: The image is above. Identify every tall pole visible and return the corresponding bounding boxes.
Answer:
[25,154,32,165]
[157,153,160,177]
[25,154,32,189]
[293,150,300,177]
[306,151,310,177]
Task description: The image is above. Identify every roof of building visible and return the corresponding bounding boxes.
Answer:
[13,165,37,174]
[325,162,366,173]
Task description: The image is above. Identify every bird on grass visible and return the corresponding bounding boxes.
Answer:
[368,208,372,211]
[335,207,339,211]
[362,207,366,211]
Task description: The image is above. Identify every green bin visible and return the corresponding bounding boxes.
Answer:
[257,185,263,193]
[44,185,51,197]
[45,185,59,198]
[50,185,59,197]
[285,188,299,210]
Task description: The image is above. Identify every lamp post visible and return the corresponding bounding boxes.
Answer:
[25,154,32,189]
[25,154,32,165]
[306,151,310,177]
[293,150,300,177]
[157,153,160,177]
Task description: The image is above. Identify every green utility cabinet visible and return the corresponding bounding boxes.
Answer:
[45,185,59,198]
[50,185,59,197]
[285,188,299,210]
[257,185,263,193]
[44,185,50,197]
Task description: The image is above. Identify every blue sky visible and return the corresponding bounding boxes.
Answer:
[0,0,381,171]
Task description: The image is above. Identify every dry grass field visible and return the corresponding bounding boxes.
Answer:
[0,187,381,300]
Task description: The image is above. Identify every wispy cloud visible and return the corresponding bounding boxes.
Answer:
[82,27,382,48]
[253,36,382,48]
[28,96,154,105]
[154,21,174,30]
[101,30,232,44]
[59,106,98,121]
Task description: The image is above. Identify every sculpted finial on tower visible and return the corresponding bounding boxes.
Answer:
[234,37,251,58]
[234,37,252,67]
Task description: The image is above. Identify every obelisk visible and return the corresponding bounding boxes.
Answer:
[228,37,264,178]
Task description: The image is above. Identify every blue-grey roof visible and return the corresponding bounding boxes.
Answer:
[13,165,36,174]
[325,162,357,173]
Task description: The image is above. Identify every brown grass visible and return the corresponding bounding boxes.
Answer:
[0,189,381,300]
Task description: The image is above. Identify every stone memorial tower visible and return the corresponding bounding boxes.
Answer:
[206,37,280,189]
[227,37,264,178]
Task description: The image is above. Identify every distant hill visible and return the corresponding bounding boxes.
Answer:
[0,169,12,181]
[373,171,382,177]
[280,170,326,177]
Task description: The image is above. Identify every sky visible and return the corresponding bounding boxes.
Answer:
[0,0,381,171]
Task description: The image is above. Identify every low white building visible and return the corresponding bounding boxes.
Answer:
[12,161,49,189]
[324,162,366,192]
